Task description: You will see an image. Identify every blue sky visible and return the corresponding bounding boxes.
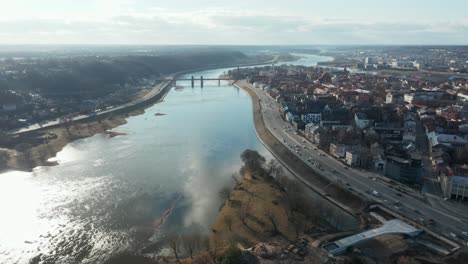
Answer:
[0,0,467,45]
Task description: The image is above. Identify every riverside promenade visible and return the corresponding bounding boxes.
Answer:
[234,80,365,219]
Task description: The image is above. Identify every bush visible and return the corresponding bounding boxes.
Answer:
[218,245,244,264]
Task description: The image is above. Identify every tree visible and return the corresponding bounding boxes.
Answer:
[0,130,12,146]
[182,231,202,259]
[203,236,219,264]
[219,186,232,202]
[266,159,284,178]
[231,173,240,185]
[264,210,279,236]
[290,215,303,239]
[223,215,233,231]
[279,178,306,217]
[238,198,251,226]
[0,151,10,170]
[240,149,266,176]
[167,233,182,264]
[218,245,244,264]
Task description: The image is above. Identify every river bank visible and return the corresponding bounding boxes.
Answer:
[233,80,367,213]
[0,109,145,173]
[0,80,170,173]
[0,55,282,174]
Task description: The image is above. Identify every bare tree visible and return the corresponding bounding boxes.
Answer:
[240,149,267,177]
[182,231,202,259]
[267,159,284,178]
[223,215,233,231]
[167,233,182,264]
[231,173,240,185]
[290,215,303,239]
[219,186,232,202]
[264,210,279,236]
[279,179,306,217]
[202,236,218,264]
[238,198,251,226]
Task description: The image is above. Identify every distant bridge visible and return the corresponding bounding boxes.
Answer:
[155,76,234,88]
[157,67,241,88]
[176,76,233,88]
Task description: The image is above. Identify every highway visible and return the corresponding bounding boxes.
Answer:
[239,80,468,242]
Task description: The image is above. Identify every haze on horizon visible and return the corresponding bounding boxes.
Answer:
[0,0,467,45]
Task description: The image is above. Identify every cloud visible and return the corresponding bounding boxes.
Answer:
[0,8,467,44]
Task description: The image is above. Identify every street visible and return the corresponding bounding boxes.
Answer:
[239,80,468,242]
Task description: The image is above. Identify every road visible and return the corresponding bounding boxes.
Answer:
[239,80,468,242]
[11,80,172,135]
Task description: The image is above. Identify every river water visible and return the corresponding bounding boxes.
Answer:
[0,54,354,264]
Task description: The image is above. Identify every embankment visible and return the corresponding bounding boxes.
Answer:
[1,82,173,173]
[234,80,367,214]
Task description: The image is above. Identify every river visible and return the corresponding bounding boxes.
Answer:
[0,53,354,263]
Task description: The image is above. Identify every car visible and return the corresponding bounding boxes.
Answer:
[332,169,337,173]
[462,232,468,237]
[372,190,381,197]
[396,193,402,197]
[413,209,421,214]
[344,166,348,169]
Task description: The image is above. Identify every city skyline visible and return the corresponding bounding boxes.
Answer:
[0,0,467,45]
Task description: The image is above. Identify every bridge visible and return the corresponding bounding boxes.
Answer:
[322,219,422,256]
[174,76,233,88]
[158,66,242,88]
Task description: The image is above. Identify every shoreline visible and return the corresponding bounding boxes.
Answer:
[0,89,168,173]
[233,80,367,214]
[0,57,280,174]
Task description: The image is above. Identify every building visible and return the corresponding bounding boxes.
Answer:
[355,112,374,129]
[301,113,321,124]
[440,173,468,201]
[330,144,348,158]
[315,128,336,148]
[345,151,360,166]
[373,127,404,141]
[427,132,468,162]
[385,156,422,184]
[386,92,404,104]
[285,112,300,122]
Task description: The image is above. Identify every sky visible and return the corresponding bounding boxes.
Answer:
[0,0,467,45]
